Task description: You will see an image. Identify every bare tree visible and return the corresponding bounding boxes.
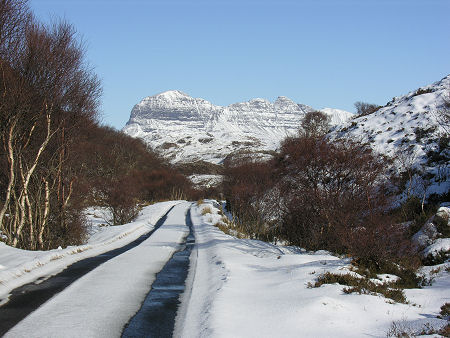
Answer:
[300,111,330,138]
[354,101,381,116]
[1,1,194,249]
[395,147,418,199]
[431,94,450,135]
[273,135,390,252]
[0,4,101,249]
[0,0,31,63]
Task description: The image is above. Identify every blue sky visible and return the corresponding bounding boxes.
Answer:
[30,0,450,129]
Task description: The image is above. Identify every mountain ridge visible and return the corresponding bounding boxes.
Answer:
[123,92,353,164]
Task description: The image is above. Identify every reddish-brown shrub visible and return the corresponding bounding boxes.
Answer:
[223,157,276,237]
[222,135,419,269]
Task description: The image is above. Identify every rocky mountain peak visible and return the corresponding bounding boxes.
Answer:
[123,92,353,164]
[153,90,190,100]
[274,96,305,113]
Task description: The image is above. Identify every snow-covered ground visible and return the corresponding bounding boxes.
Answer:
[176,201,449,338]
[1,200,448,337]
[0,201,179,301]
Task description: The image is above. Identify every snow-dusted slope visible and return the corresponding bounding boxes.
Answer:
[331,74,450,197]
[321,107,354,125]
[123,91,352,164]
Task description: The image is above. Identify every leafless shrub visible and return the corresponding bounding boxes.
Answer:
[354,101,381,116]
[313,272,406,303]
[222,157,276,240]
[223,135,419,270]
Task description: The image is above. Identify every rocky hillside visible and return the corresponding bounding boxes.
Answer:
[331,74,450,199]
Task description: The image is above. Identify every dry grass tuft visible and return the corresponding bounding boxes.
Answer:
[201,206,212,215]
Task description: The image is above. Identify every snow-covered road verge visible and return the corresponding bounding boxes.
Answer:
[176,201,449,338]
[0,200,179,300]
[5,201,191,337]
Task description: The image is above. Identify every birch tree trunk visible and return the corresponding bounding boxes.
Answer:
[12,113,53,247]
[0,122,16,240]
[38,178,50,248]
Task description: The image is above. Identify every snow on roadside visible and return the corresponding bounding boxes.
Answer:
[0,200,179,301]
[5,201,192,338]
[176,201,449,338]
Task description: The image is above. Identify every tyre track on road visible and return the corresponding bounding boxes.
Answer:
[121,204,195,337]
[0,205,176,336]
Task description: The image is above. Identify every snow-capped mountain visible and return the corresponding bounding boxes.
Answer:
[123,91,353,164]
[331,74,450,197]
